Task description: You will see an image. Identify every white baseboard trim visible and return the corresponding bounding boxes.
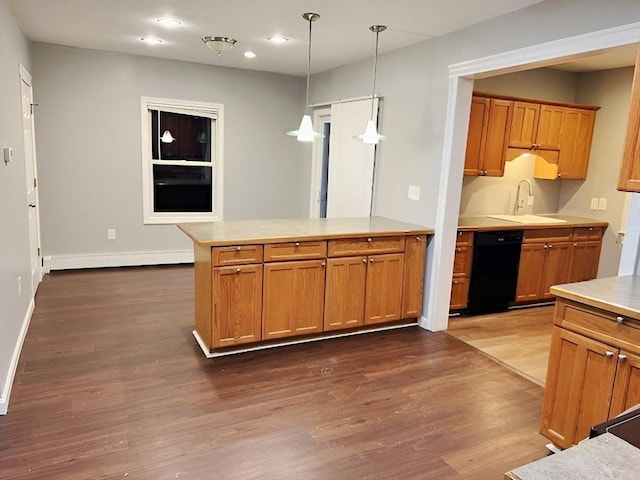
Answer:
[0,298,35,415]
[43,249,194,272]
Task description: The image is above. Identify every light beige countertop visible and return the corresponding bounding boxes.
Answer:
[550,275,640,320]
[178,216,434,246]
[508,433,640,480]
[458,214,607,231]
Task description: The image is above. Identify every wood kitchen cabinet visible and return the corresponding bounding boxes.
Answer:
[568,226,603,283]
[180,217,433,355]
[509,102,563,151]
[540,297,640,449]
[464,96,512,177]
[450,231,473,310]
[515,229,572,302]
[558,108,596,179]
[262,259,325,340]
[618,49,640,192]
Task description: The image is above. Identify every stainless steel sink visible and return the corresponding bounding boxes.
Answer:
[486,214,567,224]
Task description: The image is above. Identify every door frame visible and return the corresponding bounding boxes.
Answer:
[19,64,43,292]
[308,106,331,218]
[425,22,640,332]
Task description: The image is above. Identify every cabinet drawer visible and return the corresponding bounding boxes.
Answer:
[328,236,405,257]
[452,246,473,276]
[523,228,573,243]
[264,241,327,262]
[555,299,640,356]
[456,231,474,246]
[573,226,603,241]
[212,245,263,266]
[450,277,470,310]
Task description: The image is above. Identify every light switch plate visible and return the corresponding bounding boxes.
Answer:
[3,147,13,165]
[408,185,420,201]
[107,228,116,240]
[590,198,598,210]
[598,198,607,211]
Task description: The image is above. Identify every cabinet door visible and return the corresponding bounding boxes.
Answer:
[568,241,601,283]
[509,101,540,148]
[515,243,546,301]
[541,327,618,449]
[618,50,640,192]
[364,253,404,325]
[609,351,640,418]
[464,97,489,176]
[212,265,263,348]
[450,277,469,310]
[483,99,512,177]
[324,256,366,331]
[540,242,572,300]
[402,235,427,318]
[558,108,596,179]
[263,260,325,340]
[536,105,564,150]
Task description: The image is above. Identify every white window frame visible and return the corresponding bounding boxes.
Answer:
[140,96,224,224]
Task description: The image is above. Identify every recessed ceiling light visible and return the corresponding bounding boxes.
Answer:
[156,17,183,27]
[244,51,256,58]
[267,35,290,44]
[140,36,163,45]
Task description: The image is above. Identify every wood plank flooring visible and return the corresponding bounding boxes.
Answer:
[446,306,555,386]
[0,265,548,479]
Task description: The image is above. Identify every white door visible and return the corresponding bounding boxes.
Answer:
[19,65,42,292]
[326,98,379,218]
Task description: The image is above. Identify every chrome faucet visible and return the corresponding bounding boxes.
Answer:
[513,179,534,214]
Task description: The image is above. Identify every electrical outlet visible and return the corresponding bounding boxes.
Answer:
[590,198,598,210]
[18,276,22,296]
[408,185,420,201]
[598,198,607,211]
[107,228,116,240]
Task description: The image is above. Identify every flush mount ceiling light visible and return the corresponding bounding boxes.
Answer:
[267,34,290,44]
[202,36,237,56]
[354,25,387,144]
[155,17,183,27]
[287,12,323,142]
[140,36,163,45]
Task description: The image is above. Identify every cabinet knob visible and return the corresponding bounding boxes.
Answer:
[369,258,374,263]
[605,351,615,358]
[573,243,578,247]
[362,258,367,263]
[548,244,553,249]
[453,280,459,285]
[235,268,241,273]
[557,173,563,178]
[588,227,593,231]
[544,245,548,249]
[618,354,628,362]
[416,236,421,241]
[321,261,326,267]
[236,246,241,251]
[616,316,624,324]
[295,242,300,247]
[367,237,372,243]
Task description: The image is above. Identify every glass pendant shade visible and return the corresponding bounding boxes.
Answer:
[287,114,323,142]
[353,119,386,145]
[288,13,324,141]
[161,130,175,143]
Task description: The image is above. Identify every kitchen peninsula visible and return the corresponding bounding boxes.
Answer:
[179,217,434,357]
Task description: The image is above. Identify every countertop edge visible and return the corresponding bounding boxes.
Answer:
[457,217,608,232]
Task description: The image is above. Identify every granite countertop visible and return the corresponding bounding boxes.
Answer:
[178,216,434,246]
[508,433,640,480]
[458,214,608,231]
[550,275,640,321]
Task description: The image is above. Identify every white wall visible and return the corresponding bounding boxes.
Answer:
[558,67,635,277]
[0,0,33,411]
[32,44,307,261]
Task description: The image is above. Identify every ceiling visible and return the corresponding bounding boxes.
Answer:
[9,0,544,77]
[550,43,638,73]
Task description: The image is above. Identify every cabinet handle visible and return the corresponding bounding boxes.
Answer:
[616,316,624,325]
[235,268,241,273]
[416,236,421,241]
[236,246,241,251]
[618,354,628,362]
[605,351,615,358]
[295,242,300,247]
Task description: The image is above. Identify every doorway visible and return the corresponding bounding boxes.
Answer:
[19,65,42,293]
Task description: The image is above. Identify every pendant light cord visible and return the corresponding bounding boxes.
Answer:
[370,30,379,121]
[305,17,312,114]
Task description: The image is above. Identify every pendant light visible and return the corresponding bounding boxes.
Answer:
[160,130,175,143]
[287,12,324,142]
[354,25,387,144]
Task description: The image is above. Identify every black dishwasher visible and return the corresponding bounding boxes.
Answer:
[465,230,523,315]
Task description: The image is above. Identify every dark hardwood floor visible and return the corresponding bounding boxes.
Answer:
[0,265,548,479]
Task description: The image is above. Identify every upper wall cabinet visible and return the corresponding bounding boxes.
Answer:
[465,92,599,180]
[618,50,640,192]
[464,96,512,176]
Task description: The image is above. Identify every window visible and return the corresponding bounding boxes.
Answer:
[141,97,224,224]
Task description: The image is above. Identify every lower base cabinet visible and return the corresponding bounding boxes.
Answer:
[540,298,640,449]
